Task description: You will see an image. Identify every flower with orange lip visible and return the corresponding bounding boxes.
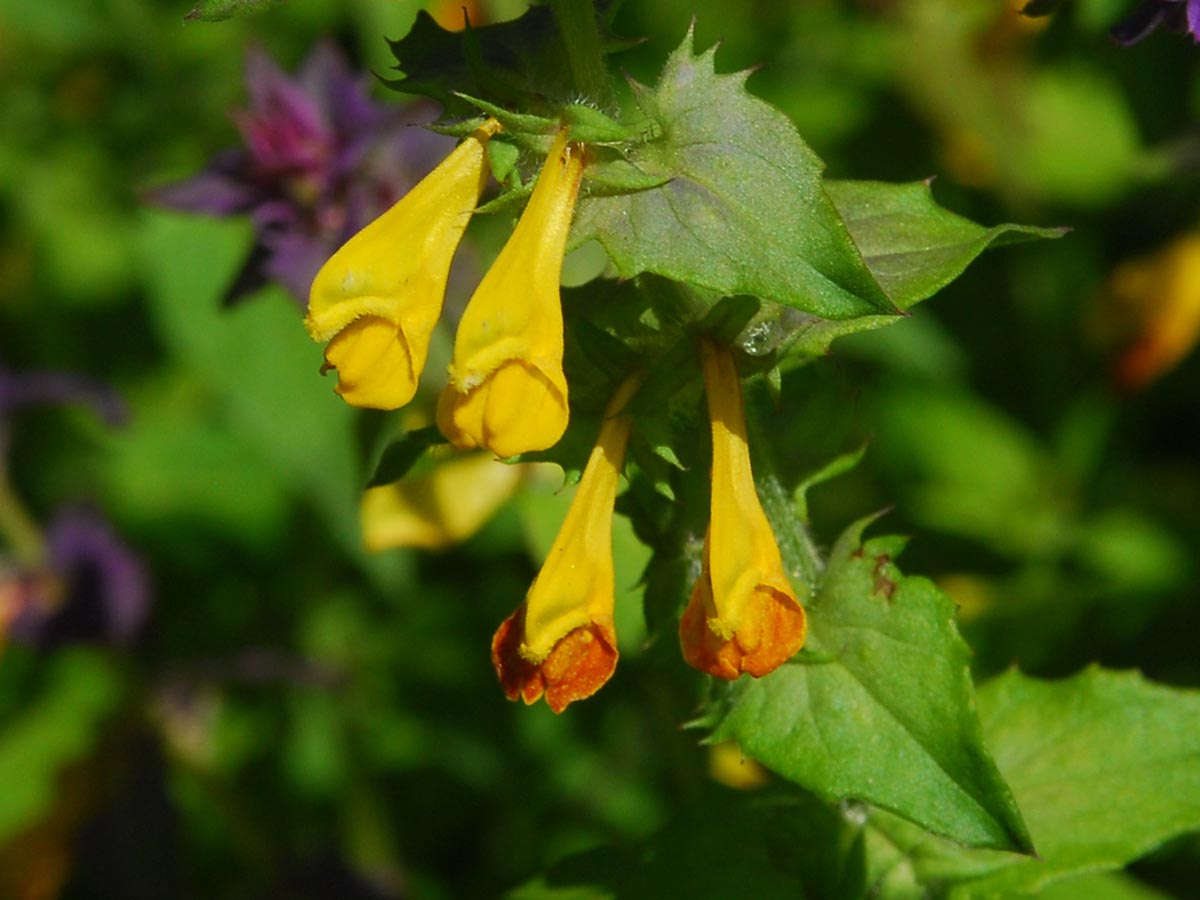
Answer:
[491,375,640,712]
[437,128,584,458]
[680,338,807,680]
[305,118,502,409]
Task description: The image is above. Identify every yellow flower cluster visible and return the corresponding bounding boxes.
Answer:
[305,120,583,460]
[493,340,808,713]
[304,121,807,712]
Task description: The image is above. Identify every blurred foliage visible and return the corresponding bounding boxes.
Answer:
[1,0,1199,898]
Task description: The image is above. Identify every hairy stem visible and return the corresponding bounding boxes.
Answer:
[549,0,616,109]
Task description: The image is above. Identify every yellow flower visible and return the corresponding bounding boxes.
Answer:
[1104,233,1200,390]
[304,118,502,409]
[708,741,770,791]
[491,375,640,713]
[361,452,525,551]
[437,127,584,458]
[680,339,807,680]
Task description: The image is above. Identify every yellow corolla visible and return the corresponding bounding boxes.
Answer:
[680,339,807,680]
[491,375,640,713]
[360,453,525,551]
[305,118,502,409]
[437,128,584,458]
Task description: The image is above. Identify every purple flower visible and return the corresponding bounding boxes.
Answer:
[0,368,147,649]
[152,42,456,305]
[1111,0,1200,44]
[4,507,150,649]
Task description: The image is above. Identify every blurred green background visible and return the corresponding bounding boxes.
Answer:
[1,0,1198,897]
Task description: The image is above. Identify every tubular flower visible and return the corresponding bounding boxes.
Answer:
[680,339,807,680]
[491,376,640,713]
[437,128,584,458]
[304,118,502,409]
[360,452,524,551]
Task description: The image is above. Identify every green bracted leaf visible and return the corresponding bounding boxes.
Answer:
[486,139,522,188]
[781,180,1064,357]
[571,30,897,321]
[564,103,641,144]
[452,92,557,136]
[183,0,283,21]
[710,522,1033,854]
[366,426,447,489]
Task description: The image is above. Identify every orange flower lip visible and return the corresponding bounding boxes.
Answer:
[492,612,618,714]
[680,551,807,680]
[679,338,807,680]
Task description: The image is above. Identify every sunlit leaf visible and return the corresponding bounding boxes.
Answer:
[784,181,1063,356]
[572,30,896,321]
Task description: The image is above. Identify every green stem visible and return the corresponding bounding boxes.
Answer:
[0,472,44,564]
[744,385,824,596]
[549,0,616,109]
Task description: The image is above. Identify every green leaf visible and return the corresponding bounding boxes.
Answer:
[946,669,1200,898]
[862,669,1200,898]
[137,212,364,559]
[506,793,857,900]
[582,155,673,195]
[793,443,869,524]
[710,523,1033,853]
[183,0,284,22]
[827,180,1065,310]
[103,379,292,549]
[366,426,448,489]
[782,181,1064,356]
[571,31,896,321]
